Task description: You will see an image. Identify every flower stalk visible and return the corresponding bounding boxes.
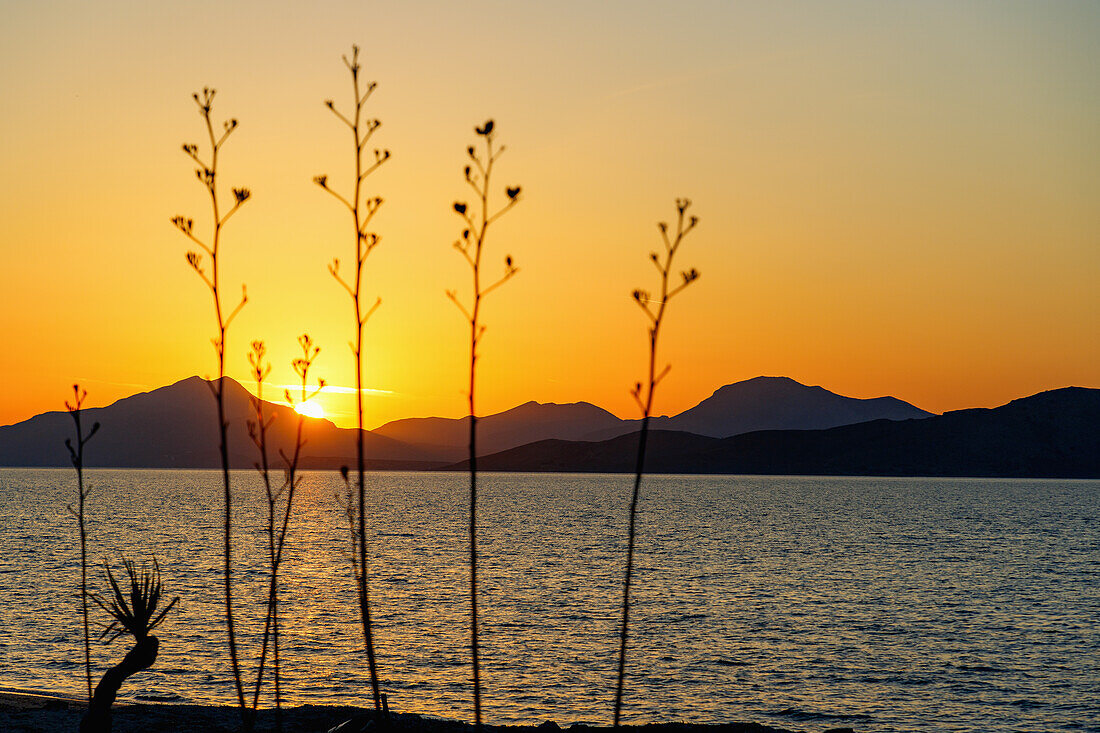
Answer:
[172,87,250,721]
[315,44,389,712]
[247,336,323,730]
[65,384,100,706]
[613,199,700,726]
[448,118,522,728]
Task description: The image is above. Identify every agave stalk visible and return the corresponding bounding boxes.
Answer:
[314,44,390,711]
[81,558,179,733]
[613,199,700,726]
[448,118,522,727]
[247,336,323,729]
[245,340,275,720]
[64,384,100,706]
[171,87,250,719]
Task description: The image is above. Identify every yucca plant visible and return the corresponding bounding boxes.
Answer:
[613,199,700,726]
[81,558,179,733]
[448,118,522,727]
[314,44,390,712]
[172,86,251,720]
[64,384,100,706]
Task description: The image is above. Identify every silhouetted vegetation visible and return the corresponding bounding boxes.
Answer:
[81,558,179,733]
[314,44,390,712]
[65,384,100,706]
[172,87,251,721]
[614,199,700,726]
[448,118,522,727]
[246,336,324,730]
[245,339,275,723]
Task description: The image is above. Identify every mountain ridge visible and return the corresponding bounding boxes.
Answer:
[460,386,1100,478]
[0,374,972,471]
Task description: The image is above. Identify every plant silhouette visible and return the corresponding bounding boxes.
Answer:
[245,339,276,723]
[81,558,179,733]
[314,44,390,712]
[246,336,323,730]
[447,118,522,727]
[171,87,251,721]
[65,384,100,706]
[613,199,700,726]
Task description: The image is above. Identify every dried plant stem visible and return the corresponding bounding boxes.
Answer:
[65,385,100,707]
[448,119,521,727]
[613,200,699,726]
[247,337,321,730]
[316,44,389,712]
[246,342,275,719]
[173,87,250,722]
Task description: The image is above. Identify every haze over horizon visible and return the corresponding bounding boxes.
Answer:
[2,1,1097,430]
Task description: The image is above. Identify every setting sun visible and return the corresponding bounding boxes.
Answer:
[294,400,325,419]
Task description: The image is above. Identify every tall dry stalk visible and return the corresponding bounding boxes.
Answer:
[314,44,389,711]
[447,119,522,727]
[613,199,699,726]
[171,87,251,719]
[64,384,100,706]
[246,336,323,729]
[244,340,274,721]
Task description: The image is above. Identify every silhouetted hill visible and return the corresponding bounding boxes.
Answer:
[377,376,932,452]
[581,376,932,440]
[0,377,443,469]
[462,387,1100,478]
[449,430,720,473]
[372,400,627,457]
[663,375,931,436]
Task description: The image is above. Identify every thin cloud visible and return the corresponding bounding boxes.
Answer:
[272,384,396,396]
[76,378,157,391]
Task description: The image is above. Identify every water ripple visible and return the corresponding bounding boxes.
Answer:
[0,470,1097,732]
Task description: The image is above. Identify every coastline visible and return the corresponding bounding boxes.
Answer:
[0,688,849,733]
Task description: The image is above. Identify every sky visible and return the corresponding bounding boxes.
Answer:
[1,0,1097,430]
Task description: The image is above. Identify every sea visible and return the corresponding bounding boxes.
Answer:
[0,469,1097,732]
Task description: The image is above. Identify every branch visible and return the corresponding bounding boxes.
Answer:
[446,289,473,322]
[359,296,382,326]
[481,266,519,298]
[224,285,248,328]
[324,101,355,130]
[319,184,355,212]
[487,198,519,225]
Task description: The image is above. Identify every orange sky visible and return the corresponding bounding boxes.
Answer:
[2,1,1098,430]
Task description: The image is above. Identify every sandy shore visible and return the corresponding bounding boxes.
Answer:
[0,689,857,733]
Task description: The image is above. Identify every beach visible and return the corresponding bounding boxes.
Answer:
[0,688,846,733]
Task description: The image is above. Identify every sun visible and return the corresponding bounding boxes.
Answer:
[294,400,325,419]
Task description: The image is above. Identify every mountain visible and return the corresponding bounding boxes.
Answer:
[462,387,1100,478]
[371,400,628,458]
[580,376,932,440]
[376,377,933,451]
[0,374,943,470]
[449,430,719,473]
[0,377,443,469]
[660,375,932,436]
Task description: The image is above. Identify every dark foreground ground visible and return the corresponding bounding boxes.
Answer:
[0,692,856,733]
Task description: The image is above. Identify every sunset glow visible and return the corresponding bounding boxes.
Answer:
[1,1,1097,429]
[294,400,325,419]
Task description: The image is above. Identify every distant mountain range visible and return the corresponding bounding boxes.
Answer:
[0,375,930,470]
[0,377,441,470]
[461,387,1100,479]
[2,375,1096,477]
[373,376,932,452]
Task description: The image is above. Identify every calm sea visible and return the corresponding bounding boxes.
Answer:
[0,469,1097,731]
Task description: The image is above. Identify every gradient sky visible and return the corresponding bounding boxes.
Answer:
[2,1,1097,429]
